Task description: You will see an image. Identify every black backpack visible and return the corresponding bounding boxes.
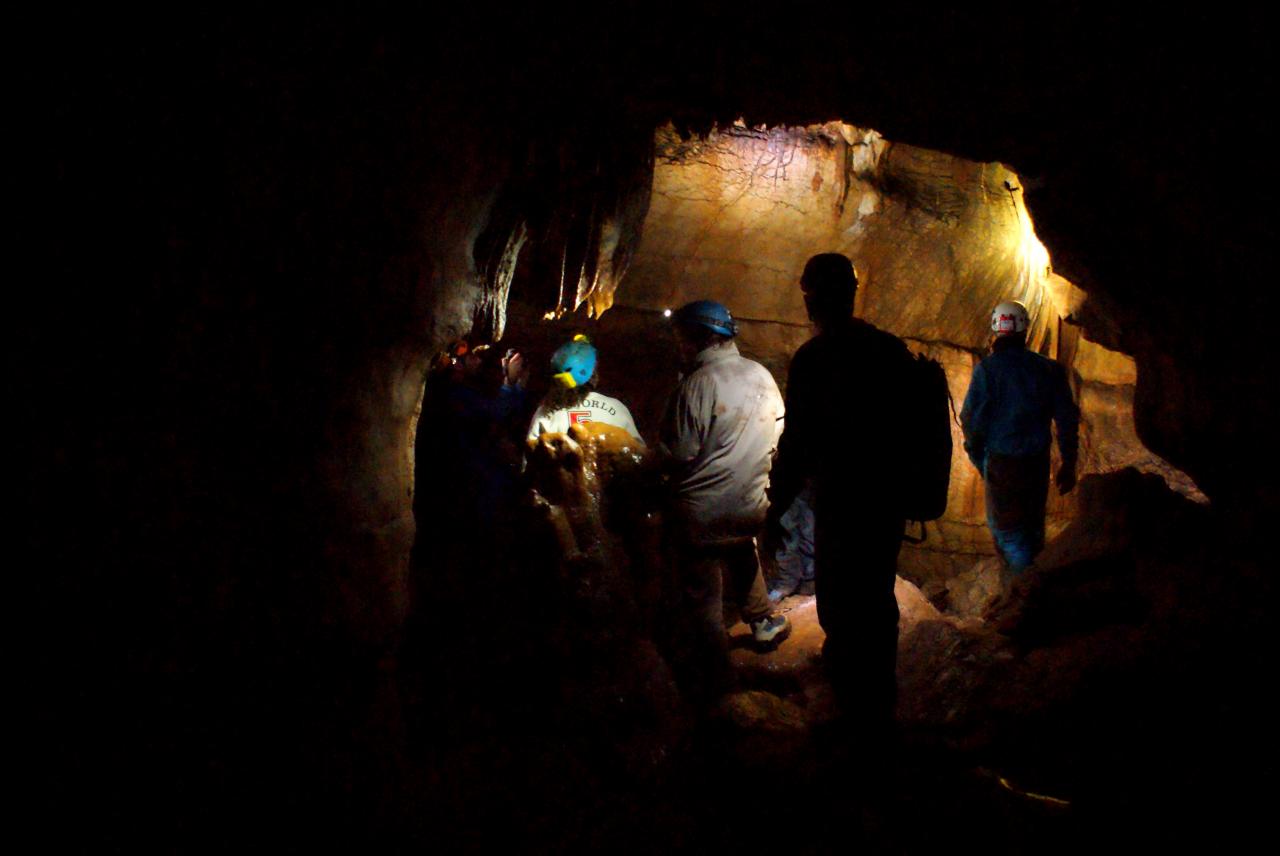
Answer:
[899,351,955,540]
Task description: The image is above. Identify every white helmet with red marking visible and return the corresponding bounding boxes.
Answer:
[991,300,1030,336]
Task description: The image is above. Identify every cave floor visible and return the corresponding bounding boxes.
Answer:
[400,585,1094,853]
[397,473,1268,851]
[712,593,1083,853]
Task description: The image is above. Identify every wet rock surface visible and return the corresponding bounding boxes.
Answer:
[508,122,1208,608]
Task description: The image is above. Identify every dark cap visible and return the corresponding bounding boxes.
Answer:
[800,253,858,296]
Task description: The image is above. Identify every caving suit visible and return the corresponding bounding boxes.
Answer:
[660,340,785,700]
[960,337,1079,573]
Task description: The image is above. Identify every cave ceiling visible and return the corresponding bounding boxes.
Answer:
[42,7,1274,523]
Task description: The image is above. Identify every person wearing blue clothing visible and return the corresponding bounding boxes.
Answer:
[961,300,1080,578]
[768,484,816,601]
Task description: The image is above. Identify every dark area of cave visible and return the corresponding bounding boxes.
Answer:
[32,7,1276,852]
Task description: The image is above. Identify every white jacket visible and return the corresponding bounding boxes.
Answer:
[660,341,784,545]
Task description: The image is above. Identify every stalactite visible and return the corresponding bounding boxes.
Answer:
[470,126,655,330]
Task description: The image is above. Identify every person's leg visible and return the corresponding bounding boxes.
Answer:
[725,540,772,623]
[815,501,901,726]
[845,517,902,727]
[795,487,817,592]
[984,451,1050,576]
[814,501,856,699]
[669,545,734,704]
[771,489,817,598]
[771,496,806,596]
[723,539,790,648]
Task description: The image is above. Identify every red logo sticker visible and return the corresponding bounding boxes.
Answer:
[568,411,592,425]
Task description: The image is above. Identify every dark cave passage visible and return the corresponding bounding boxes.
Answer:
[37,10,1276,851]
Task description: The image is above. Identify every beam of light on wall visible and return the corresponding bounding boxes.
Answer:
[1003,179,1054,351]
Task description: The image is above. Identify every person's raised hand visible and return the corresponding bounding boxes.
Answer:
[503,350,528,388]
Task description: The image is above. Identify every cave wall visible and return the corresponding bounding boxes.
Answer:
[570,123,1194,583]
[37,18,664,842]
[35,7,1272,844]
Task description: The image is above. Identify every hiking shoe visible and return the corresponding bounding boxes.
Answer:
[749,613,791,647]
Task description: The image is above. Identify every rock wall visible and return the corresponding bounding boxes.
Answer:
[558,123,1204,588]
[39,9,1269,846]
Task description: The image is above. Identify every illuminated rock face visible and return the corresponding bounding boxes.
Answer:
[523,422,685,772]
[525,422,648,561]
[591,123,1198,590]
[627,123,1053,349]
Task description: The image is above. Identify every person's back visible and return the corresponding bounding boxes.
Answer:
[961,300,1079,577]
[659,300,791,701]
[963,342,1074,461]
[665,340,783,544]
[526,334,643,445]
[527,388,641,444]
[778,317,912,503]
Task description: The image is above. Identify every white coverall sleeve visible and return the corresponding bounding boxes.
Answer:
[659,377,708,463]
[768,372,785,449]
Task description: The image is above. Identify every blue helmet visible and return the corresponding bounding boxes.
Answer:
[550,334,597,388]
[674,300,737,337]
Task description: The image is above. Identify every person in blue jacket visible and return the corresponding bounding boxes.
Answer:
[961,300,1080,578]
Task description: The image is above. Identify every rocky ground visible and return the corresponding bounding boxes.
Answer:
[399,463,1269,853]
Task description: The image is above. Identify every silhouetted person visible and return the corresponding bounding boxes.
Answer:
[413,340,530,593]
[961,300,1079,583]
[769,254,914,729]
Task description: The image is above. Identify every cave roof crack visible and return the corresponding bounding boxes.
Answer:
[656,254,801,278]
[657,193,721,204]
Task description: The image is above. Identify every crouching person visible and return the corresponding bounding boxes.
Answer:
[659,300,791,705]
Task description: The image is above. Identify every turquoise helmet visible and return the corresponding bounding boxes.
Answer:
[550,334,597,388]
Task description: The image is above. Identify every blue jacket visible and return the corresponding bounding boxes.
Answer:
[960,341,1079,470]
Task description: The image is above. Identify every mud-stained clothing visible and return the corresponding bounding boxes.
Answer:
[527,390,642,444]
[660,341,785,546]
[671,539,775,703]
[659,341,784,703]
